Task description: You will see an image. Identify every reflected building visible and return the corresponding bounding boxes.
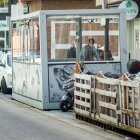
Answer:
[0,0,27,50]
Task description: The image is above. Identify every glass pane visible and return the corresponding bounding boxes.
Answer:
[7,54,12,66]
[46,15,120,61]
[6,31,9,48]
[0,0,8,8]
[0,31,5,38]
[0,40,4,51]
[81,16,119,61]
[47,16,77,61]
[12,18,40,63]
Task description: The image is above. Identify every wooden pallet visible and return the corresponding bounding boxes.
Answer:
[120,80,140,129]
[92,76,120,125]
[74,73,140,134]
[76,113,140,139]
[74,73,93,117]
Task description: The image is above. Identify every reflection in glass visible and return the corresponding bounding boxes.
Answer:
[0,31,4,38]
[7,54,12,66]
[47,17,77,60]
[12,18,40,63]
[0,0,8,8]
[0,40,4,51]
[46,15,120,61]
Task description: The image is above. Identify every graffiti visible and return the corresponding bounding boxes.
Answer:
[53,67,70,90]
[13,62,41,100]
[21,80,27,95]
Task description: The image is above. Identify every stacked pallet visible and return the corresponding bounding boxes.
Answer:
[74,73,140,135]
[120,79,140,129]
[74,73,94,116]
[94,75,120,125]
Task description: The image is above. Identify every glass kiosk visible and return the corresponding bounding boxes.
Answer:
[11,9,127,109]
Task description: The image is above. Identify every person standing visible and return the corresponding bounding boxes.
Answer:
[79,38,100,61]
[67,41,76,58]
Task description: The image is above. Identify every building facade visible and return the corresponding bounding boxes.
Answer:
[0,0,18,50]
[24,0,99,12]
[96,0,140,60]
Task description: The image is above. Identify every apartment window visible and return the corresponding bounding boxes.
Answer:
[0,0,8,8]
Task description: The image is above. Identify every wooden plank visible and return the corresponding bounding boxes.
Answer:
[138,83,140,128]
[74,73,92,81]
[89,76,92,114]
[74,108,90,116]
[99,113,118,124]
[75,100,90,108]
[96,77,118,85]
[99,101,117,110]
[92,77,96,114]
[95,89,116,98]
[121,109,140,119]
[120,80,139,87]
[74,82,91,90]
[126,87,129,110]
[132,88,135,111]
[74,91,90,99]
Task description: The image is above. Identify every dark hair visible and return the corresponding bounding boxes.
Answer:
[88,38,95,43]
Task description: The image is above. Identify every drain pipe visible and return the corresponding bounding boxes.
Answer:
[102,0,109,60]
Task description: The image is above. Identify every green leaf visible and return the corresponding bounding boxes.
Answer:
[126,1,132,8]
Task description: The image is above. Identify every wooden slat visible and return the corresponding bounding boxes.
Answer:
[99,113,118,124]
[74,73,92,81]
[99,101,117,110]
[121,109,140,119]
[74,108,90,116]
[120,80,139,87]
[75,100,90,108]
[95,89,116,98]
[74,82,91,90]
[96,77,118,85]
[74,91,90,99]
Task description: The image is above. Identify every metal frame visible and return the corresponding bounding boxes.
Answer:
[11,9,127,109]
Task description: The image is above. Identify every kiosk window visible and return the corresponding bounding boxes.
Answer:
[0,0,8,8]
[46,15,120,61]
[47,17,77,61]
[12,18,40,63]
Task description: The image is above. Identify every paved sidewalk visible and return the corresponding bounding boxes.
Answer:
[0,92,127,140]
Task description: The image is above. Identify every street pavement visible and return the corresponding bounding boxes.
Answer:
[0,92,126,140]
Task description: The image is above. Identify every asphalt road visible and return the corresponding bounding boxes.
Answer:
[0,95,125,140]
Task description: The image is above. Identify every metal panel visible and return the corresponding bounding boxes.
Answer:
[12,62,42,101]
[48,62,121,102]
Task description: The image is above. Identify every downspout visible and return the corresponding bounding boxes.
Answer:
[102,0,109,60]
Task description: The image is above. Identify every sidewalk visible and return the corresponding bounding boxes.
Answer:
[0,92,126,140]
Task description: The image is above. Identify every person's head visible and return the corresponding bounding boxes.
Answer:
[71,41,76,48]
[99,50,104,60]
[88,38,95,47]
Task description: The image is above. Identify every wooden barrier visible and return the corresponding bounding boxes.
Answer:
[74,73,93,117]
[93,76,120,125]
[74,73,140,135]
[119,80,140,129]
